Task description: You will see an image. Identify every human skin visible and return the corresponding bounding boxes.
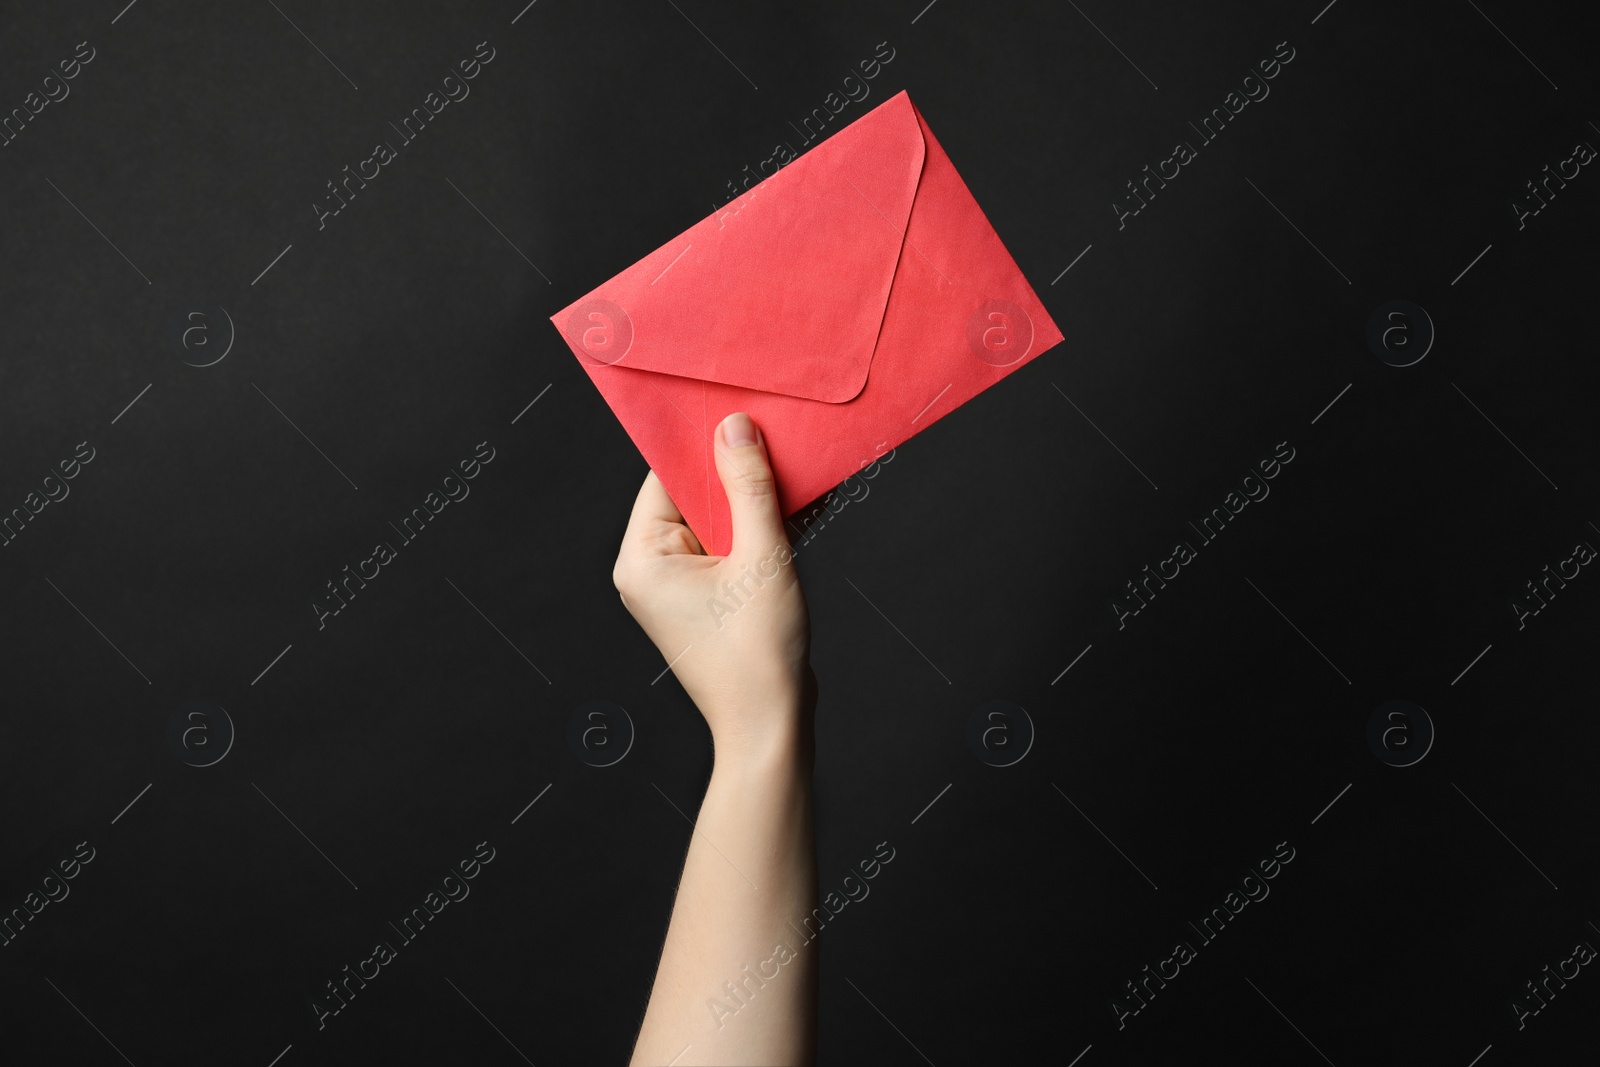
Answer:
[618,412,818,1067]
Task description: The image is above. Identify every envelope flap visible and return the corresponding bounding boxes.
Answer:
[559,92,927,404]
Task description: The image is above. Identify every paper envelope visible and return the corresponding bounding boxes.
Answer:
[550,89,1062,556]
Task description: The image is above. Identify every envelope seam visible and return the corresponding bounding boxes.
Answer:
[702,383,715,554]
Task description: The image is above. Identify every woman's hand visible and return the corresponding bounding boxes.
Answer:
[612,412,813,756]
[619,412,819,1066]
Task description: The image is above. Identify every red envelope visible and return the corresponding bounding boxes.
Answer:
[550,90,1062,556]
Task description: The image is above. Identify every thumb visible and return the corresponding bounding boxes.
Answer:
[713,412,784,558]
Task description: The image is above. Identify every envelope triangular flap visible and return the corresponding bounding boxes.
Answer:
[593,92,927,404]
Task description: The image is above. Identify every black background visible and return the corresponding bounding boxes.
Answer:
[1,1,1597,1064]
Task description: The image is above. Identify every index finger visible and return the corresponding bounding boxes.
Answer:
[621,470,702,555]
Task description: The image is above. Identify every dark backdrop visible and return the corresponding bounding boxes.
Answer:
[1,1,1596,1064]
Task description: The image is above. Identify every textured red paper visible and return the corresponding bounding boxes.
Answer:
[551,90,1063,556]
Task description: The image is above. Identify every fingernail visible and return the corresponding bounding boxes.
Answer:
[724,412,757,448]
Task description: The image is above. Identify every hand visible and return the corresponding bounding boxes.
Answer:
[613,412,813,755]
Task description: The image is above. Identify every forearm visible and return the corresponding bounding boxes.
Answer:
[631,711,818,1067]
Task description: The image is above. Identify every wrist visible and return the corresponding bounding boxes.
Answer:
[709,672,817,770]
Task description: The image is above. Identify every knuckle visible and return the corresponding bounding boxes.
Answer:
[611,558,635,596]
[730,465,776,501]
